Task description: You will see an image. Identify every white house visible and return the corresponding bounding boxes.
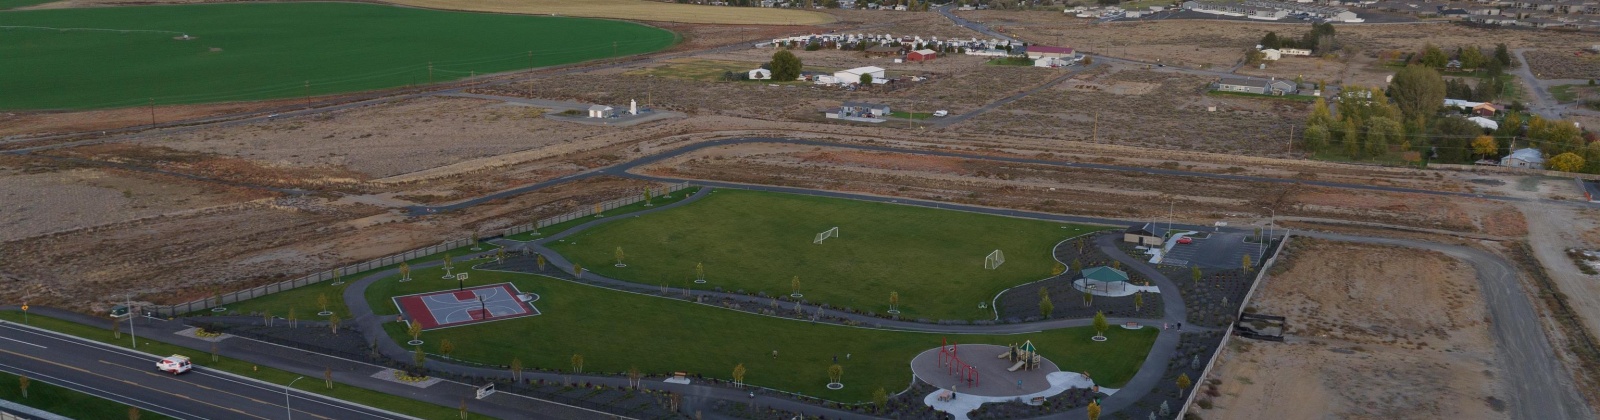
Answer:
[1260,48,1284,61]
[749,68,772,80]
[834,66,886,85]
[1501,148,1545,169]
[587,105,614,118]
[1279,48,1312,56]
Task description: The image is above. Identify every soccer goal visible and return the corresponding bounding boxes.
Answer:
[814,227,839,244]
[984,249,1005,270]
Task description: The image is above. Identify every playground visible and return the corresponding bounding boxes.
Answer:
[392,283,539,330]
[910,340,1063,398]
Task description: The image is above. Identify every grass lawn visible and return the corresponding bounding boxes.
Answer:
[211,242,502,318]
[373,269,1158,402]
[888,111,932,120]
[547,189,1100,320]
[503,187,700,241]
[0,369,176,420]
[0,0,52,10]
[385,0,834,25]
[0,311,467,419]
[0,3,677,109]
[987,57,1033,66]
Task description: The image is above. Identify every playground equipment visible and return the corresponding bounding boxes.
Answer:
[997,340,1042,372]
[937,338,980,388]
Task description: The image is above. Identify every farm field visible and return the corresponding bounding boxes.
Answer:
[548,189,1100,320]
[372,266,1157,402]
[0,2,677,109]
[386,0,834,25]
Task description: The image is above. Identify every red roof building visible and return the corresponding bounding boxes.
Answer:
[907,49,938,61]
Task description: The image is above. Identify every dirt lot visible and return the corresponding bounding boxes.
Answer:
[134,96,627,178]
[0,155,269,242]
[632,142,1523,236]
[1201,238,1507,419]
[1522,49,1600,80]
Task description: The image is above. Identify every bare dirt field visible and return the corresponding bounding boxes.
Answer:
[1522,49,1600,80]
[0,155,269,242]
[0,97,304,139]
[1201,238,1508,419]
[821,9,981,39]
[134,96,626,178]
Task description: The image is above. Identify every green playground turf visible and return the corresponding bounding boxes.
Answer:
[503,187,701,241]
[373,267,1158,402]
[548,189,1102,320]
[0,3,677,109]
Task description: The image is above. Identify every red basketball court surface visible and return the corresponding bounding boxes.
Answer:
[393,283,539,330]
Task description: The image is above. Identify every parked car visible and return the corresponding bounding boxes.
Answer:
[1177,237,1193,245]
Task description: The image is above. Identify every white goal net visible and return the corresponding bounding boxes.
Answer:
[984,249,1005,270]
[813,227,839,244]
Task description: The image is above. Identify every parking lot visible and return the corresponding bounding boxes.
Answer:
[1162,231,1262,269]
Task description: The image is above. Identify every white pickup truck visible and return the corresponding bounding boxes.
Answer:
[156,355,193,375]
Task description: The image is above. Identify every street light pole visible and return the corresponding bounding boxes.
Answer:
[286,376,306,420]
[126,293,136,349]
[1260,206,1275,257]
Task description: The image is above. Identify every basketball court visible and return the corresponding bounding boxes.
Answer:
[393,283,540,330]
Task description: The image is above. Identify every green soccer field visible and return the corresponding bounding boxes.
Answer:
[548,189,1102,320]
[0,3,677,109]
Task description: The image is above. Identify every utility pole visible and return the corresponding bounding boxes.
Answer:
[148,98,155,126]
[126,293,136,349]
[1287,124,1295,154]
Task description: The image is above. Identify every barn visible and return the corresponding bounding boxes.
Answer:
[907,49,937,62]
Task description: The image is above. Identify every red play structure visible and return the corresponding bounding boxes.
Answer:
[937,337,980,388]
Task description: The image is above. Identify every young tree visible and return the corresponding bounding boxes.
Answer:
[1176,373,1193,397]
[413,346,427,369]
[329,314,341,335]
[732,363,747,388]
[1133,291,1143,311]
[17,375,28,398]
[573,264,584,279]
[288,307,299,328]
[536,254,547,271]
[615,247,625,266]
[769,50,803,81]
[1471,135,1499,159]
[643,187,654,206]
[628,366,642,389]
[889,291,899,312]
[399,262,411,281]
[1040,293,1054,319]
[1388,65,1446,125]
[872,387,889,412]
[791,276,801,295]
[1051,262,1066,276]
[1191,266,1202,283]
[470,231,480,250]
[408,320,423,342]
[511,357,524,383]
[458,398,468,420]
[317,293,329,314]
[211,342,219,362]
[1092,311,1108,338]
[827,364,844,384]
[695,262,705,281]
[323,367,333,389]
[440,339,455,359]
[1550,152,1586,172]
[1243,254,1254,272]
[571,354,584,373]
[113,318,122,338]
[1087,401,1101,420]
[1071,259,1082,273]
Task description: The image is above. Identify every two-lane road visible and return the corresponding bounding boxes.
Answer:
[0,320,412,420]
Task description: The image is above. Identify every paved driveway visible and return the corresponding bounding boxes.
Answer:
[1162,232,1258,268]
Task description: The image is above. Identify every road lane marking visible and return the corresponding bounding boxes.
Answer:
[102,361,334,420]
[0,348,269,420]
[0,335,46,348]
[0,362,201,420]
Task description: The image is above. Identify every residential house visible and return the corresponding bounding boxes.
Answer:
[1260,48,1284,60]
[1124,223,1163,246]
[865,45,901,57]
[1501,148,1545,169]
[1215,77,1299,95]
[1473,102,1499,116]
[825,101,891,122]
[1279,48,1312,56]
[907,49,938,61]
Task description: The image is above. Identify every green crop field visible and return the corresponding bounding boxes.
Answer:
[549,189,1101,320]
[371,267,1157,402]
[0,3,677,109]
